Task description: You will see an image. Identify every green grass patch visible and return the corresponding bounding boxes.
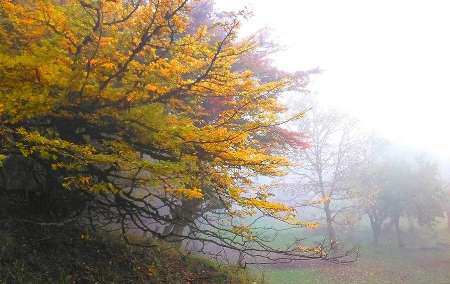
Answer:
[263,269,327,284]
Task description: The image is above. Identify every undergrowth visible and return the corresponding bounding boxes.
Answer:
[0,225,257,284]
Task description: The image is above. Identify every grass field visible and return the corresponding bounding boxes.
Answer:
[260,246,450,284]
[253,221,450,284]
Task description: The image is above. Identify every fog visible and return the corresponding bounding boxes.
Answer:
[217,0,450,159]
[215,1,450,283]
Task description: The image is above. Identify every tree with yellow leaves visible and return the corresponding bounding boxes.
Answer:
[0,0,344,264]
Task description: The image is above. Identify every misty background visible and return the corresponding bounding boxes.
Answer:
[217,0,450,170]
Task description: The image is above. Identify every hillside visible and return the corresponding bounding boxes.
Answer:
[0,225,256,283]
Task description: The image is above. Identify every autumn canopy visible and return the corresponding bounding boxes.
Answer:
[0,0,317,261]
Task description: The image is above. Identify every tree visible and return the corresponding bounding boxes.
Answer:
[353,135,390,246]
[157,0,312,249]
[0,0,334,264]
[291,104,363,249]
[355,145,446,247]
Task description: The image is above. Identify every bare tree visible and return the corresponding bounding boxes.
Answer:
[290,104,363,248]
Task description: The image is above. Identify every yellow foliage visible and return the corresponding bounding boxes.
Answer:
[283,214,320,229]
[242,198,293,213]
[0,0,315,248]
[173,188,204,199]
[296,245,322,254]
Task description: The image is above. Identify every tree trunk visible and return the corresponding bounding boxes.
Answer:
[393,215,404,248]
[373,227,380,246]
[446,208,450,231]
[162,222,187,247]
[324,202,337,248]
[170,223,187,247]
[162,198,202,247]
[368,213,381,246]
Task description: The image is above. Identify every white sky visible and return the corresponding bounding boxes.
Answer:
[216,0,450,158]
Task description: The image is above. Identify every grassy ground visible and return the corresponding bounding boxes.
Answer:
[259,224,450,284]
[262,245,450,284]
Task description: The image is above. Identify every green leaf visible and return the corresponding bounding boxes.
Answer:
[0,154,6,167]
